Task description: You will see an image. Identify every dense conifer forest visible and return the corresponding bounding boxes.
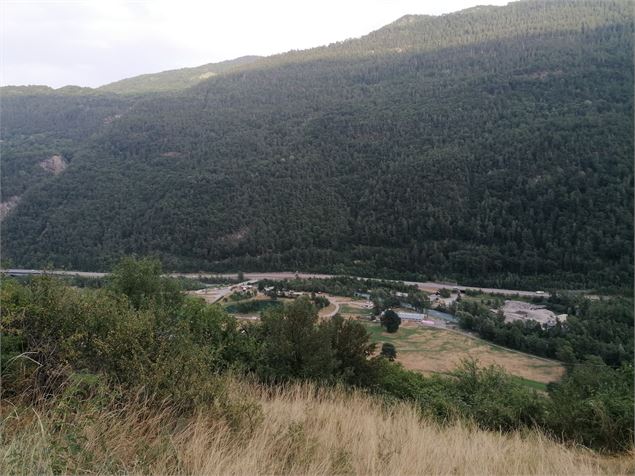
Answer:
[2,0,633,290]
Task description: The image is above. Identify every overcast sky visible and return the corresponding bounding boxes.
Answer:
[2,0,510,88]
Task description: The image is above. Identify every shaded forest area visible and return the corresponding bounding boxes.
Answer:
[2,0,633,290]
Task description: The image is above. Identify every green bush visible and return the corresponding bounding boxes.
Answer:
[380,343,397,361]
[438,288,452,298]
[448,360,547,431]
[373,358,546,431]
[1,274,230,409]
[547,359,634,452]
[255,299,376,385]
[108,256,183,311]
[257,298,335,381]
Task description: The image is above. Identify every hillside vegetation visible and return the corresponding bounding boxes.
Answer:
[2,258,633,459]
[2,0,633,290]
[98,55,262,94]
[3,381,633,475]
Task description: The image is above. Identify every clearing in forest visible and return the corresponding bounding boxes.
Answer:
[362,321,564,386]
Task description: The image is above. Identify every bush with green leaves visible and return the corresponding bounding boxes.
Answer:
[438,288,452,298]
[380,310,401,333]
[380,343,397,361]
[373,358,547,432]
[255,298,376,384]
[108,256,183,311]
[0,267,242,409]
[325,314,377,385]
[547,358,634,452]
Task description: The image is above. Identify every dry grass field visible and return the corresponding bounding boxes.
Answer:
[362,321,565,385]
[2,381,631,475]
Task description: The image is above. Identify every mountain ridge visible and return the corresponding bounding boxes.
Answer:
[1,0,633,290]
[97,55,263,94]
[5,0,630,95]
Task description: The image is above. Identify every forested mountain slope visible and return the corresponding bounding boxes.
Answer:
[98,55,262,94]
[2,0,633,289]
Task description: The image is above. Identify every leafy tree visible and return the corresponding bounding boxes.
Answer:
[326,315,377,384]
[108,256,182,311]
[257,297,335,381]
[438,288,452,298]
[312,295,330,309]
[380,310,401,333]
[405,291,430,311]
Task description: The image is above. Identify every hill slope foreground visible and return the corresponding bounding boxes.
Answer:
[3,381,632,475]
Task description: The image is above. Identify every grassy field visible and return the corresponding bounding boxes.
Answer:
[362,321,564,385]
[3,381,631,475]
[339,303,372,317]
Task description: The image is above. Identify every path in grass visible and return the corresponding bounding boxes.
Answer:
[362,321,564,385]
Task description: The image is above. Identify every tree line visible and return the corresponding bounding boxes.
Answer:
[456,293,633,367]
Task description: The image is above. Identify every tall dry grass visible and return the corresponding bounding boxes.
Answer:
[1,380,632,475]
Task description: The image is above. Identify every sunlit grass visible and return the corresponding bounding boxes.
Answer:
[2,380,630,475]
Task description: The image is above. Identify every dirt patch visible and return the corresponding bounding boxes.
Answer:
[160,151,182,158]
[0,195,20,221]
[318,302,338,317]
[103,114,122,125]
[502,300,563,326]
[39,155,67,175]
[219,227,250,245]
[525,69,564,80]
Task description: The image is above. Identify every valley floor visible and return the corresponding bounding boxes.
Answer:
[363,321,565,385]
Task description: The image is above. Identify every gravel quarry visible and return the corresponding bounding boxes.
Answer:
[502,300,565,326]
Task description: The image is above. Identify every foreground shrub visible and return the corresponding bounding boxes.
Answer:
[547,359,634,452]
[256,299,377,385]
[1,275,229,409]
[372,357,546,431]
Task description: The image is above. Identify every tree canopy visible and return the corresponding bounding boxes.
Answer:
[2,0,632,290]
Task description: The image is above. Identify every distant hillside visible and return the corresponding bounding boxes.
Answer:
[2,0,633,290]
[0,85,96,96]
[98,55,262,94]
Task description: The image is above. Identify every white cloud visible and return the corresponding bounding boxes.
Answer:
[1,0,510,88]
